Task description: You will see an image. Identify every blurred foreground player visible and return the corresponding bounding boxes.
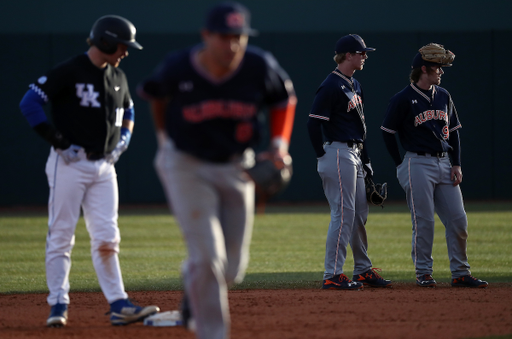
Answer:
[138,2,296,339]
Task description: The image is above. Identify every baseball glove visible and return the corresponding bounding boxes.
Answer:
[419,43,455,66]
[365,176,387,207]
[245,151,293,198]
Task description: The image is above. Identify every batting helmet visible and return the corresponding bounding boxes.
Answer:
[89,15,143,54]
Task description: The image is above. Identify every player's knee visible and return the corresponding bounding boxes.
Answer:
[448,214,468,236]
[46,242,74,256]
[92,240,120,256]
[188,258,227,282]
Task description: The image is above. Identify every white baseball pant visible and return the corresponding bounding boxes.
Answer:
[45,147,128,306]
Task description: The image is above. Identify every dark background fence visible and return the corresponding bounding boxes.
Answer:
[1,0,511,205]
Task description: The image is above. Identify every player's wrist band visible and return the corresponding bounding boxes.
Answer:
[123,106,135,122]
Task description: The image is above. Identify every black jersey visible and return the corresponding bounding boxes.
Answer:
[139,44,294,163]
[308,69,367,143]
[29,53,133,154]
[381,83,461,153]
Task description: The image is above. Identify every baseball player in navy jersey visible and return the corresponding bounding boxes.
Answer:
[381,43,488,288]
[137,2,296,339]
[307,34,391,290]
[19,15,159,327]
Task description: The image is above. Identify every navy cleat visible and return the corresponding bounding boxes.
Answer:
[47,303,68,327]
[416,274,437,287]
[180,293,196,332]
[109,299,160,325]
[322,273,363,290]
[353,268,392,288]
[451,275,488,288]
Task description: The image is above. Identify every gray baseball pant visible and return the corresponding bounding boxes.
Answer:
[397,151,471,278]
[154,140,254,339]
[318,142,372,280]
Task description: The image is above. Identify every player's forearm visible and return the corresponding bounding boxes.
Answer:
[448,130,461,166]
[122,119,134,133]
[20,90,69,148]
[361,140,370,164]
[307,117,325,158]
[270,96,297,153]
[149,99,169,147]
[119,104,135,147]
[382,130,402,166]
[150,99,167,132]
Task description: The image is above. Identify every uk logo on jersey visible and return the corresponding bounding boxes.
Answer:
[76,83,100,107]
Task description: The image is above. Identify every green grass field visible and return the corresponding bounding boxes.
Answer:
[0,201,511,294]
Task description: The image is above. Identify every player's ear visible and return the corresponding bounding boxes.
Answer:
[421,65,428,74]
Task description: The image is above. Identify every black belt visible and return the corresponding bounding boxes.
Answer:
[325,141,363,150]
[416,151,447,158]
[86,152,105,161]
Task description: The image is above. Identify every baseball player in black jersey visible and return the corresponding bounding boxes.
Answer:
[138,3,296,338]
[19,15,159,327]
[307,34,391,290]
[381,43,488,288]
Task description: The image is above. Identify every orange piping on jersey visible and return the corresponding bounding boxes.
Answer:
[270,96,297,143]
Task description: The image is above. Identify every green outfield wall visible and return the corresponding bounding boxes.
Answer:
[1,1,511,205]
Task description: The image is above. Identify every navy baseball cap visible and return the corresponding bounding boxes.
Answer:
[205,2,258,36]
[335,34,375,54]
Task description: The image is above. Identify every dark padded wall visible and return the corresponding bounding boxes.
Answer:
[1,1,511,205]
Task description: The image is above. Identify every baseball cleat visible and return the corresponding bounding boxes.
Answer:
[46,303,68,327]
[416,274,437,287]
[353,268,392,287]
[109,299,160,326]
[322,273,363,290]
[180,293,196,332]
[451,275,488,288]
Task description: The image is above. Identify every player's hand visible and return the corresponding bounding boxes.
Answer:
[451,165,463,186]
[271,148,292,169]
[363,162,373,178]
[105,139,128,165]
[56,144,81,164]
[156,129,170,149]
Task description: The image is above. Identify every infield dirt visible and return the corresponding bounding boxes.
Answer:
[1,283,511,339]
